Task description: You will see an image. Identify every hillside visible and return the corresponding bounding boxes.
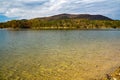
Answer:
[40,14,112,20]
[0,14,120,30]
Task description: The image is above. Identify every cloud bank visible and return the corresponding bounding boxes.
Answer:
[0,0,120,21]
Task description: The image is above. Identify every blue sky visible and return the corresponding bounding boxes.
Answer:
[0,0,120,22]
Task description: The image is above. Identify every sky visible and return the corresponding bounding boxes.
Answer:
[0,0,120,22]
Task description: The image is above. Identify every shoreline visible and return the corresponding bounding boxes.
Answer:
[0,28,120,31]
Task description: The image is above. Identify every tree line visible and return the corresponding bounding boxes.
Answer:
[0,19,120,30]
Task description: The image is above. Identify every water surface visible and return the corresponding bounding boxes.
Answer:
[0,29,120,80]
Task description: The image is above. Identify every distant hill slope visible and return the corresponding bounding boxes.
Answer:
[37,14,112,20]
[1,13,120,30]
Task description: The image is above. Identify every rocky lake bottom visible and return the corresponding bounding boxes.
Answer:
[0,30,120,80]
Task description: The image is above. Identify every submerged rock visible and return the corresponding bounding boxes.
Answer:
[105,67,120,80]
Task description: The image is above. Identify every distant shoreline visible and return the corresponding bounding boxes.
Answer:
[0,28,120,31]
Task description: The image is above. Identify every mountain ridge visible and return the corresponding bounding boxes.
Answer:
[34,13,112,20]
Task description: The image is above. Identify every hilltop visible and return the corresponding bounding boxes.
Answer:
[35,13,112,20]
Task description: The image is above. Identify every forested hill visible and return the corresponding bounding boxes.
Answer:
[40,14,112,20]
[0,14,120,30]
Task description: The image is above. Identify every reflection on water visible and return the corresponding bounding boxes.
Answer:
[0,30,120,80]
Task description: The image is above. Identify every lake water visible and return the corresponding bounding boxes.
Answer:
[0,29,120,80]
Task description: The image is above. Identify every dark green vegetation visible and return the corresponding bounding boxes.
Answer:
[0,14,120,29]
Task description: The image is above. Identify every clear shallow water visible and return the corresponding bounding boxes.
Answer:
[0,29,120,80]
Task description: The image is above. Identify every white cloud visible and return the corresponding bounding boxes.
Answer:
[48,0,67,11]
[75,0,105,4]
[0,0,120,20]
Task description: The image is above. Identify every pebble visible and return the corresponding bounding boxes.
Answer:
[118,73,120,76]
[112,77,117,80]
